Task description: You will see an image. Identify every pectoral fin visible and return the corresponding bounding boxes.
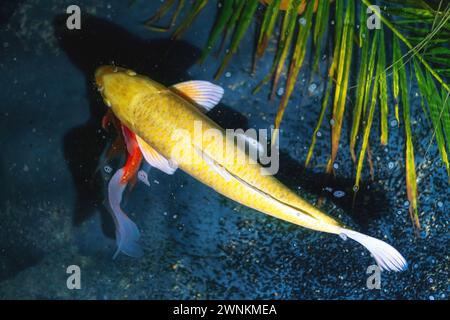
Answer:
[136,136,178,175]
[171,80,224,112]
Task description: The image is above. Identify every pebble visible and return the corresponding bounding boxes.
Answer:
[333,190,346,198]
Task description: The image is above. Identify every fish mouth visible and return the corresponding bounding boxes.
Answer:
[95,65,117,89]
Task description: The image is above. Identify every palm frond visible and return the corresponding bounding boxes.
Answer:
[272,0,314,144]
[327,0,355,174]
[215,0,260,79]
[395,36,420,229]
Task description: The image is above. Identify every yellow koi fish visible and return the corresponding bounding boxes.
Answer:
[95,65,407,272]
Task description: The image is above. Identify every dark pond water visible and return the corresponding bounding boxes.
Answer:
[0,0,448,299]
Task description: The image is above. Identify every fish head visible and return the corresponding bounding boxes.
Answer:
[95,65,164,126]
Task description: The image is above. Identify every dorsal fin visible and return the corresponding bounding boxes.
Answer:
[171,80,224,112]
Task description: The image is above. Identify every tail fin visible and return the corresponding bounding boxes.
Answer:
[339,228,407,272]
[106,168,143,259]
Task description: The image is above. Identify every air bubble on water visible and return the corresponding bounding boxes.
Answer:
[404,200,410,207]
[137,170,150,186]
[388,162,394,169]
[331,20,335,25]
[104,165,113,174]
[23,165,29,172]
[173,214,178,219]
[339,233,347,241]
[390,119,398,127]
[330,119,335,126]
[299,18,307,26]
[333,190,345,198]
[308,83,317,93]
[277,87,285,96]
[225,72,231,78]
[333,162,339,169]
[437,201,443,208]
[316,131,322,137]
[353,185,359,192]
[429,296,435,300]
